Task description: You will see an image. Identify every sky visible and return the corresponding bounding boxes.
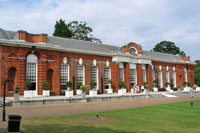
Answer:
[0,0,199,61]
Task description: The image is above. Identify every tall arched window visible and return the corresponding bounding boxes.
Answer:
[26,54,38,92]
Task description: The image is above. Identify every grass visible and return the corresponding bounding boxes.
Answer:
[21,101,200,133]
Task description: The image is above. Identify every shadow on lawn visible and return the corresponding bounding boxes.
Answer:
[21,125,132,133]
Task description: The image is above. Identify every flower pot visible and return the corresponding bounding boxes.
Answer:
[42,90,50,97]
[107,89,113,94]
[153,87,158,92]
[196,87,200,91]
[81,91,86,98]
[89,90,97,97]
[24,90,33,98]
[118,88,126,95]
[77,89,82,95]
[65,90,73,97]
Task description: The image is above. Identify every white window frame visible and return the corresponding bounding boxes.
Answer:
[104,67,111,89]
[166,71,169,83]
[130,64,137,86]
[173,67,176,88]
[26,54,38,95]
[184,68,188,82]
[119,63,124,81]
[159,70,163,88]
[142,65,146,83]
[60,64,69,85]
[152,66,155,85]
[76,65,85,85]
[91,66,98,90]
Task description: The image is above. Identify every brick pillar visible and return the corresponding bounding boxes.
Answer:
[38,51,47,95]
[111,63,119,92]
[18,48,27,95]
[137,65,142,91]
[124,63,130,92]
[146,65,152,91]
[53,54,60,95]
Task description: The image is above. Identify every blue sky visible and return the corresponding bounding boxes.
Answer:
[0,0,199,61]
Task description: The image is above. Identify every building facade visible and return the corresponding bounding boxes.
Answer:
[0,28,195,97]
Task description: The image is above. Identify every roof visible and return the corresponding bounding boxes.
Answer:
[0,28,195,65]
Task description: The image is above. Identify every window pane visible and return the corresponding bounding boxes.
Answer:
[60,64,69,85]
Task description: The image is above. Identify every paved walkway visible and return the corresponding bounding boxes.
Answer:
[0,93,199,132]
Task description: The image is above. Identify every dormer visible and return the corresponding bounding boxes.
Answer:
[122,42,142,55]
[18,30,47,44]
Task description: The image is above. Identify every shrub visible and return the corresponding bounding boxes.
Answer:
[80,85,85,92]
[42,81,50,90]
[170,82,174,88]
[143,82,149,89]
[165,82,170,87]
[66,81,72,90]
[13,85,19,93]
[108,79,113,84]
[183,81,188,86]
[118,81,126,89]
[24,81,32,90]
[77,82,82,89]
[90,81,97,89]
[187,82,191,87]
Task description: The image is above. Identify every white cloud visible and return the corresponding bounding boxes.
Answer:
[0,0,200,60]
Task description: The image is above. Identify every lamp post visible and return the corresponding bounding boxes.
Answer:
[2,79,13,121]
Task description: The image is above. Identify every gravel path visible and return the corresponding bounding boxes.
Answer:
[0,93,199,132]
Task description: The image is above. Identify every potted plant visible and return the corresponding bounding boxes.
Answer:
[165,82,170,91]
[153,80,158,92]
[107,79,113,94]
[143,82,149,98]
[42,81,50,97]
[187,82,191,91]
[13,85,20,102]
[118,80,126,95]
[76,82,83,95]
[65,81,73,97]
[183,81,188,91]
[80,85,86,98]
[13,85,19,93]
[89,81,97,97]
[178,83,181,92]
[24,81,33,98]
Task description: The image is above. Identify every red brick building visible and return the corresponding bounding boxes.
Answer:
[0,28,195,97]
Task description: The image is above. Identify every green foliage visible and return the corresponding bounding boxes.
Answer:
[66,81,73,88]
[77,82,82,89]
[183,81,188,86]
[153,80,158,83]
[194,60,200,85]
[165,82,170,86]
[21,101,200,133]
[187,82,191,87]
[24,81,32,90]
[108,79,113,84]
[53,19,72,38]
[53,19,102,43]
[178,84,181,88]
[80,85,85,91]
[143,82,149,88]
[118,80,126,89]
[42,81,50,90]
[13,85,19,90]
[90,81,97,89]
[170,82,174,88]
[152,41,186,56]
[13,85,19,92]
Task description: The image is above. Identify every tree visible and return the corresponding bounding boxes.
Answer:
[53,19,102,43]
[53,19,72,38]
[194,60,200,85]
[152,41,186,56]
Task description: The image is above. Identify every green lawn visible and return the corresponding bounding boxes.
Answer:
[21,101,200,133]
